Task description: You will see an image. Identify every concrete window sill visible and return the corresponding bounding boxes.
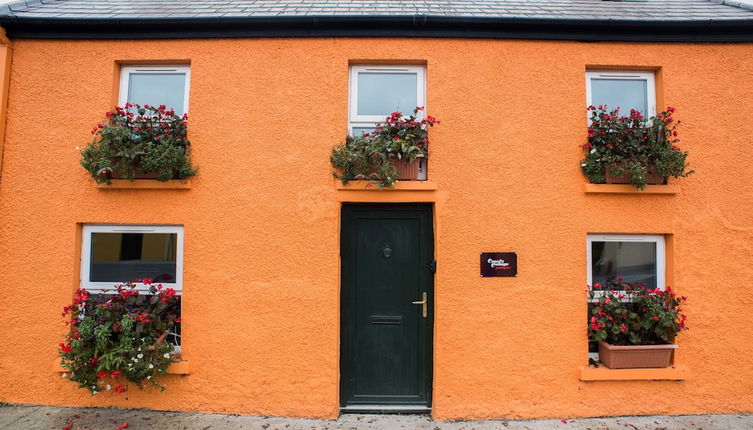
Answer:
[579,365,688,381]
[54,359,189,375]
[96,179,192,189]
[584,183,679,194]
[336,180,438,202]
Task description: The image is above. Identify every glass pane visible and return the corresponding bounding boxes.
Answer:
[351,127,376,137]
[591,241,657,288]
[591,78,648,116]
[90,233,177,284]
[357,72,417,116]
[127,73,186,116]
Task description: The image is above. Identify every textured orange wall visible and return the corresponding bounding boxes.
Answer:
[0,38,752,420]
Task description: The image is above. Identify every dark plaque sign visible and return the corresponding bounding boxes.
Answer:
[480,252,517,277]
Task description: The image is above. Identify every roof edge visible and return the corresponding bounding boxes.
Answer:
[1,14,753,42]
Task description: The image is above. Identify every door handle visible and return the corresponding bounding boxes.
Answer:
[412,292,428,318]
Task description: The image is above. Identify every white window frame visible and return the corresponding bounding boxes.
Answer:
[119,65,191,115]
[586,234,665,297]
[585,70,656,118]
[348,65,428,179]
[80,224,184,294]
[348,65,426,131]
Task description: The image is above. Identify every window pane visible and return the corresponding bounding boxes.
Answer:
[357,72,417,116]
[591,78,648,116]
[90,233,177,284]
[351,127,376,137]
[591,241,657,288]
[127,73,186,116]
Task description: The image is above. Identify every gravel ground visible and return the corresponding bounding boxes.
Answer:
[1,404,751,430]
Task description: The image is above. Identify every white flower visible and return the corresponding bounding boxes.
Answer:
[105,384,111,391]
[590,148,597,154]
[137,353,143,359]
[163,353,170,358]
[581,163,587,167]
[138,347,142,351]
[132,358,138,362]
[146,375,152,380]
[62,373,68,378]
[92,391,98,395]
[148,364,154,369]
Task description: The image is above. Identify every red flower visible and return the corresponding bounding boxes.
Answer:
[174,317,182,323]
[114,384,127,394]
[620,323,628,332]
[653,316,660,321]
[59,343,72,353]
[97,370,107,379]
[111,371,122,378]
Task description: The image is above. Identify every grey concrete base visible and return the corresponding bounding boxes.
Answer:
[1,404,752,430]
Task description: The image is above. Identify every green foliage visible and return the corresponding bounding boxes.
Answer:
[80,103,197,184]
[581,106,693,190]
[331,108,438,188]
[588,278,688,346]
[59,280,181,395]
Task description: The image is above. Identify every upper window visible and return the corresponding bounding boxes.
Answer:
[349,65,425,136]
[119,66,191,116]
[587,234,665,292]
[81,225,184,293]
[586,71,655,117]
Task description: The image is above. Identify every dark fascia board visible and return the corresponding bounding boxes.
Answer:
[1,15,753,42]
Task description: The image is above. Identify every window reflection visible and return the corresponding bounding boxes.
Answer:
[591,241,657,288]
[90,233,177,283]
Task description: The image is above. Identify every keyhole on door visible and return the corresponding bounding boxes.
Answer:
[383,246,392,258]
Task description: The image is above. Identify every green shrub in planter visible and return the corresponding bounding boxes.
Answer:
[59,280,181,395]
[81,103,197,184]
[331,108,438,188]
[581,106,693,190]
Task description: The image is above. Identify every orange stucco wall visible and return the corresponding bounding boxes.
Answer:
[0,37,752,421]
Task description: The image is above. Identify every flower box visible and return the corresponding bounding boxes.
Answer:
[110,171,159,180]
[598,341,677,369]
[331,108,437,188]
[392,155,422,181]
[604,168,667,186]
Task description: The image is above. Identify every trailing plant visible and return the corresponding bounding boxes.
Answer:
[59,280,181,395]
[581,105,693,189]
[81,103,197,184]
[587,278,687,346]
[331,107,439,188]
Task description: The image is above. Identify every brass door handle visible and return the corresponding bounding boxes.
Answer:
[412,292,428,318]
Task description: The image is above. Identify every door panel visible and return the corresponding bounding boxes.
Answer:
[341,204,433,407]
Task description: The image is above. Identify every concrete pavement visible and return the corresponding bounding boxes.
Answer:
[1,404,752,430]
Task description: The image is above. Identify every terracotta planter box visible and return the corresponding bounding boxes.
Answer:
[111,171,159,180]
[392,158,421,180]
[604,167,667,185]
[598,341,677,369]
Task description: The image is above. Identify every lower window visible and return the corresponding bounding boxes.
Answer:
[80,224,184,351]
[586,234,665,361]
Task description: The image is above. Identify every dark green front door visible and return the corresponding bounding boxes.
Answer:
[340,204,434,408]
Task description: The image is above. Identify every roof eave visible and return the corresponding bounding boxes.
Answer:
[1,15,753,42]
